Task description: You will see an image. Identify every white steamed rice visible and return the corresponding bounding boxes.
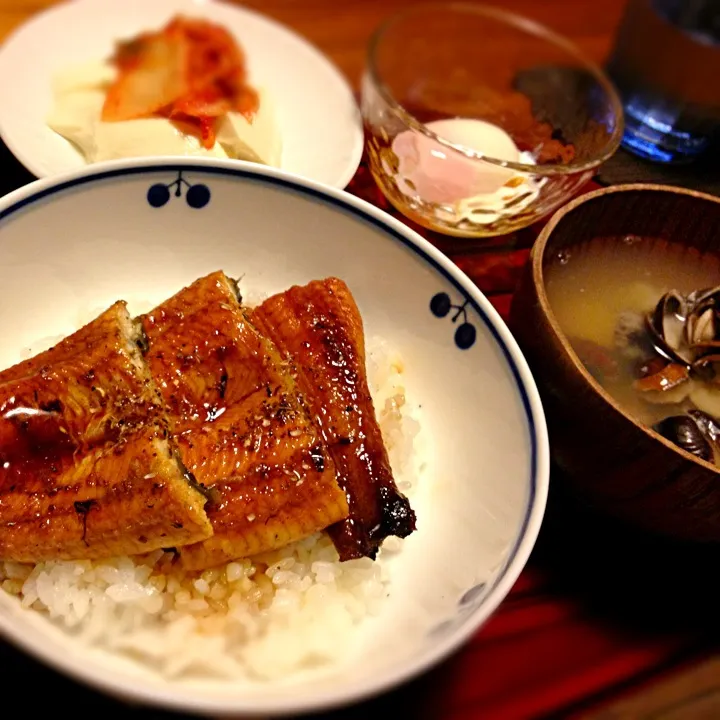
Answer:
[0,338,422,680]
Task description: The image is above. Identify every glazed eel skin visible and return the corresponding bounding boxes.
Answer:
[139,272,349,570]
[0,273,413,566]
[0,302,212,562]
[251,278,416,560]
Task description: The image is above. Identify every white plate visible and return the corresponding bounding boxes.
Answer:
[0,157,548,716]
[0,0,363,188]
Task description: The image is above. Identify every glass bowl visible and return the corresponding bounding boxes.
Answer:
[361,2,624,238]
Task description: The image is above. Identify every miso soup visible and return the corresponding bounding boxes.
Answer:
[545,235,720,465]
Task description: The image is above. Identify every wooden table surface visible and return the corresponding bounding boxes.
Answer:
[1,1,720,719]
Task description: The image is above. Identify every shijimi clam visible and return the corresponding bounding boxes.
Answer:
[631,286,720,460]
[545,232,720,468]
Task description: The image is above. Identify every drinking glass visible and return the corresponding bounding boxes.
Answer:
[607,0,720,164]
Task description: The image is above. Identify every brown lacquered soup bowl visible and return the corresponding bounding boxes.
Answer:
[510,184,720,543]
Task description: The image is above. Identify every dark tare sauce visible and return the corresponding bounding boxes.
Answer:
[0,405,76,491]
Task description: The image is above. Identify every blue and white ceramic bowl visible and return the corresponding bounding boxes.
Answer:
[0,158,548,716]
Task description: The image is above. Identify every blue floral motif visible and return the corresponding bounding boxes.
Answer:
[430,292,477,350]
[147,172,211,209]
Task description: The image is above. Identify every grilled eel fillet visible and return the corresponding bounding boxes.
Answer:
[0,302,213,563]
[138,271,349,570]
[250,278,416,561]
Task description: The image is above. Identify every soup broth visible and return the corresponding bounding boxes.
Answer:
[545,236,720,463]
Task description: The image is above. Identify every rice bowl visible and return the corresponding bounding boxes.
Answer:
[0,157,548,716]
